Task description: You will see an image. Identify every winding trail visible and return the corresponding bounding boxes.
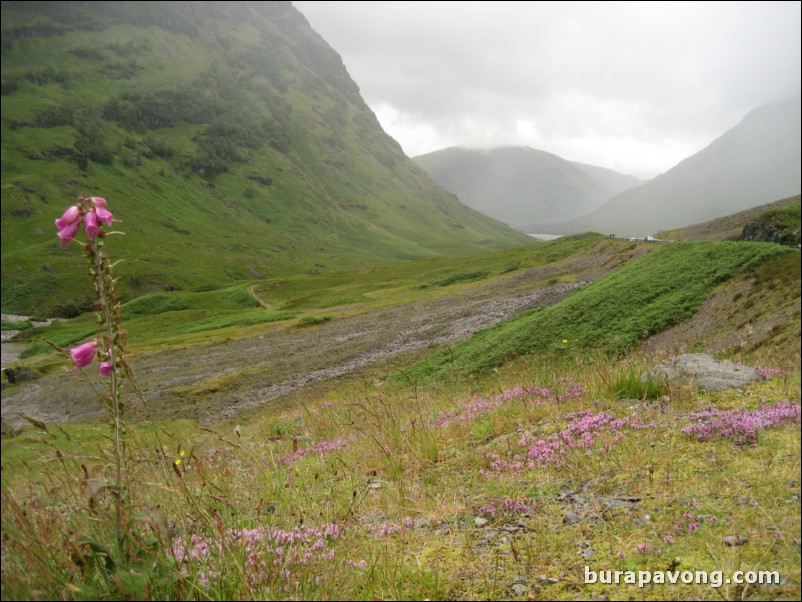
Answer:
[247,284,275,310]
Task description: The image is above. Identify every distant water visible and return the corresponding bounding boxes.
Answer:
[526,233,563,241]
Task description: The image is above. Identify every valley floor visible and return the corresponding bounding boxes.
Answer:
[1,274,583,429]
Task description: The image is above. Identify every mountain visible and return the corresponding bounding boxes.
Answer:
[0,1,531,316]
[412,146,635,230]
[569,161,642,197]
[535,96,802,237]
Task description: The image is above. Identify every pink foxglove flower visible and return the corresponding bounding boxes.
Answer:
[90,196,107,207]
[70,341,97,369]
[99,361,112,375]
[84,209,99,239]
[58,219,81,246]
[95,205,113,225]
[55,205,81,229]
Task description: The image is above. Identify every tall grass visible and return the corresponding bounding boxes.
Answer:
[2,357,799,600]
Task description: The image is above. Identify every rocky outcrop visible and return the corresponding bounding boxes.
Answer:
[643,353,764,391]
[741,219,800,246]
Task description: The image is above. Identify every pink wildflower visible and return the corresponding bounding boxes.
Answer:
[84,210,99,239]
[95,204,113,225]
[55,205,81,229]
[99,361,112,375]
[70,341,97,369]
[57,219,81,246]
[89,197,113,223]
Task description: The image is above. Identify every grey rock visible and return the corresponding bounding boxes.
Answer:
[434,523,451,536]
[2,367,40,384]
[597,496,640,509]
[722,535,749,547]
[742,219,800,246]
[478,529,498,546]
[474,516,489,528]
[413,518,432,530]
[580,549,597,559]
[511,584,528,596]
[644,353,764,391]
[0,416,24,437]
[563,511,582,525]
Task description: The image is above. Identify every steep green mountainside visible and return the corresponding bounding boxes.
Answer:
[537,95,802,237]
[413,146,616,230]
[0,1,531,316]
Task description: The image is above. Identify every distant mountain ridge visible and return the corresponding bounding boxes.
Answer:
[0,1,531,316]
[569,161,643,197]
[413,146,640,230]
[534,95,802,237]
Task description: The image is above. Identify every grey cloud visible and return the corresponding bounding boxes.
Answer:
[296,1,801,178]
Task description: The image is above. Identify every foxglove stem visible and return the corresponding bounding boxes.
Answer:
[89,236,125,547]
[57,194,129,558]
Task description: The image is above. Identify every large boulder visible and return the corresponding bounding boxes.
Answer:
[643,353,765,392]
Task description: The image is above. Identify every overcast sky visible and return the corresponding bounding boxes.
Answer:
[294,1,801,179]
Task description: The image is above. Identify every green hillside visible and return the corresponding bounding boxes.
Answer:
[0,1,531,316]
[405,240,794,379]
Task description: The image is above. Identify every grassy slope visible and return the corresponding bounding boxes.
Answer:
[403,241,794,380]
[658,195,800,242]
[0,1,530,317]
[2,333,799,601]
